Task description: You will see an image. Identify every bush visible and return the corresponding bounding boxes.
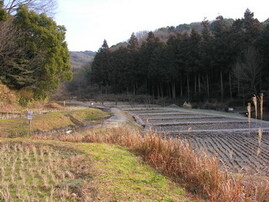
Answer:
[17,88,34,107]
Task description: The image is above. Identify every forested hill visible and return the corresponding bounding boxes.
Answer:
[70,51,96,69]
[112,17,268,50]
[110,19,235,49]
[89,9,269,103]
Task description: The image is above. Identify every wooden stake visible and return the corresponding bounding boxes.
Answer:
[29,119,32,135]
[247,102,251,121]
[252,96,258,119]
[247,102,251,132]
[260,93,264,120]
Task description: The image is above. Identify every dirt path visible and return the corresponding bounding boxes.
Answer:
[68,101,132,129]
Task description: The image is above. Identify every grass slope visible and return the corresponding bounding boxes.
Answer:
[0,107,109,137]
[79,143,187,201]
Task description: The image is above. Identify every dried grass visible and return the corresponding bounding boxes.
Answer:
[0,142,94,201]
[33,127,269,201]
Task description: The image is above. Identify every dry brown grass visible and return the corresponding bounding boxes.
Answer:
[0,83,20,112]
[33,128,269,201]
[0,142,96,201]
[44,103,65,110]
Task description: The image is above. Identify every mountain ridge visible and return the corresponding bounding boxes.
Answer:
[70,50,96,69]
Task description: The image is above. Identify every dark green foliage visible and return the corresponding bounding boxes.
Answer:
[0,6,72,99]
[91,40,111,90]
[128,33,139,50]
[88,10,269,103]
[0,1,7,21]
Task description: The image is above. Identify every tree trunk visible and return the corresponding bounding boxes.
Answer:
[259,73,262,92]
[157,85,160,98]
[167,83,171,98]
[146,79,148,95]
[180,85,183,97]
[229,73,232,99]
[187,75,190,100]
[198,74,201,94]
[206,74,210,98]
[133,84,136,95]
[105,84,108,95]
[172,81,176,100]
[237,79,240,98]
[180,77,183,97]
[194,75,197,95]
[220,71,224,101]
[160,84,164,98]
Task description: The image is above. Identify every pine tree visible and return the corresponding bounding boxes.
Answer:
[91,40,112,93]
[127,33,139,50]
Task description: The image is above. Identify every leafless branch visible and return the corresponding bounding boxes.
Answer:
[233,46,262,94]
[4,0,57,17]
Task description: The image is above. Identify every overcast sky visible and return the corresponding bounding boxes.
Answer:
[55,0,269,52]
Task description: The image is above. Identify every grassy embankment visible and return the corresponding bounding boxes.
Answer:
[0,107,109,137]
[0,139,188,201]
[38,127,269,202]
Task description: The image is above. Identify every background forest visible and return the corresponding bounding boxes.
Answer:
[79,9,269,107]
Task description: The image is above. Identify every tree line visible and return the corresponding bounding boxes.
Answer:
[0,0,71,100]
[89,9,269,103]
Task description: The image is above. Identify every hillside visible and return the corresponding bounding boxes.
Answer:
[70,51,96,69]
[111,17,267,50]
[111,19,234,49]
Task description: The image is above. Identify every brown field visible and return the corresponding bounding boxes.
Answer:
[120,104,269,177]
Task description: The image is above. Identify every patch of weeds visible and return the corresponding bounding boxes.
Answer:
[85,115,99,121]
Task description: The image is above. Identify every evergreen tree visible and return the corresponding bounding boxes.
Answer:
[256,24,269,91]
[0,6,72,99]
[91,40,112,93]
[127,33,139,50]
[89,10,268,102]
[127,33,140,94]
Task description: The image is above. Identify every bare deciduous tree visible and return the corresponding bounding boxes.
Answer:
[233,46,262,95]
[4,0,56,16]
[0,19,20,56]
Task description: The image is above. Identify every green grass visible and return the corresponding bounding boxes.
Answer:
[85,115,99,120]
[67,108,109,122]
[0,139,189,201]
[0,107,109,137]
[78,143,187,201]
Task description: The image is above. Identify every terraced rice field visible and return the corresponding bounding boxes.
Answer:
[119,104,269,177]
